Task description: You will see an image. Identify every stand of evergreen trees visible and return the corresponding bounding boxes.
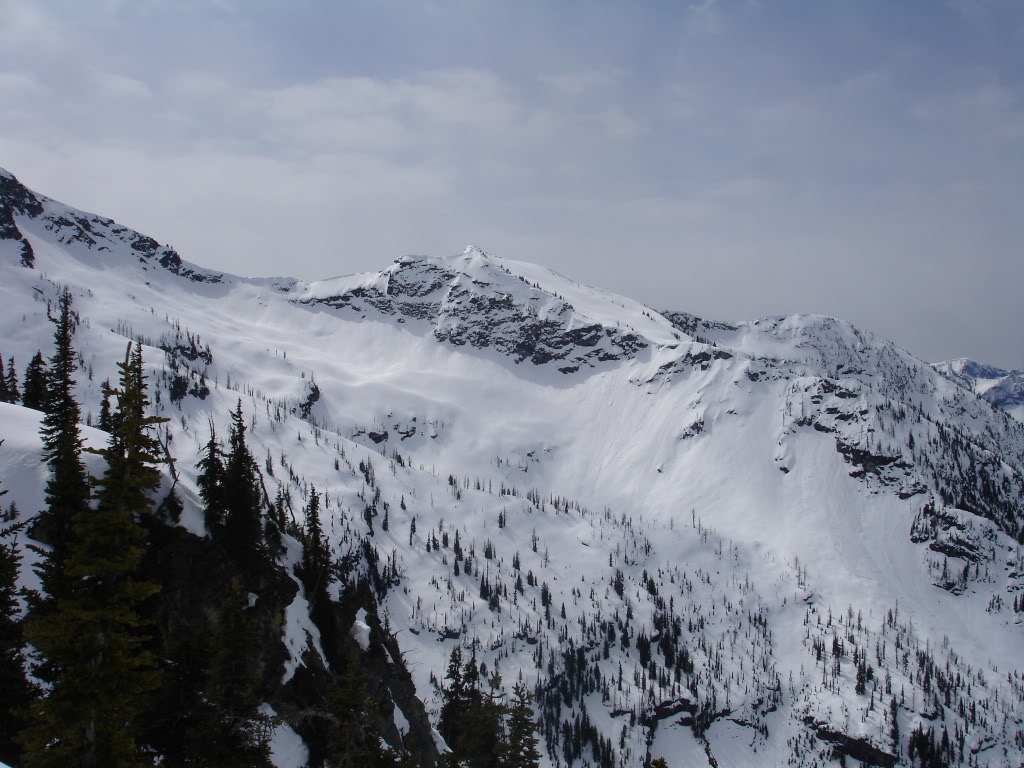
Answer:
[22,338,164,767]
[438,647,541,768]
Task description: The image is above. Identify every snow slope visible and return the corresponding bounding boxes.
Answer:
[2,168,1023,767]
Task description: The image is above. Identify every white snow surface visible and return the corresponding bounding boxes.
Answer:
[260,704,309,768]
[393,701,411,737]
[350,607,371,651]
[2,172,1024,767]
[279,535,329,684]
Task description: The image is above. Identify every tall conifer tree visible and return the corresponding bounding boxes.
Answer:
[196,421,227,536]
[4,357,19,404]
[0,355,9,403]
[222,401,265,576]
[97,379,112,432]
[501,683,541,768]
[203,579,274,767]
[34,288,90,601]
[302,487,328,596]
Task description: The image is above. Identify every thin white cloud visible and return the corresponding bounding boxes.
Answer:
[684,0,724,35]
[93,71,153,100]
[0,2,66,52]
[911,74,1024,140]
[541,69,625,98]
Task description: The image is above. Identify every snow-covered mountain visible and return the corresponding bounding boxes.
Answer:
[933,358,1024,424]
[2,167,1023,767]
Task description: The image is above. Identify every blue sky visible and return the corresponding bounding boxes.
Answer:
[1,0,1022,366]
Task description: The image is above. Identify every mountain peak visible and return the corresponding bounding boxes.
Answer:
[461,244,492,259]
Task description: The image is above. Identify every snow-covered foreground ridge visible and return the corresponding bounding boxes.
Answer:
[2,167,1024,767]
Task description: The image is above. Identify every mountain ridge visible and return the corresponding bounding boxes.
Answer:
[2,168,1024,767]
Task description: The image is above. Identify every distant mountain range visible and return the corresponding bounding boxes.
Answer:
[932,358,1024,423]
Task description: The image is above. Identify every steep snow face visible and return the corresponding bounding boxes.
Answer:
[3,170,1024,767]
[657,311,1024,535]
[934,358,1024,423]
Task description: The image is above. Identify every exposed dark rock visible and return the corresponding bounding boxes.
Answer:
[0,171,45,220]
[17,237,34,268]
[132,235,160,254]
[661,310,739,337]
[836,438,909,477]
[297,383,321,420]
[0,171,44,267]
[803,718,897,767]
[297,256,649,375]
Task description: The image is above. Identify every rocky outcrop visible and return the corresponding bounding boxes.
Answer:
[298,254,648,374]
[0,167,222,281]
[0,169,43,267]
[803,718,898,767]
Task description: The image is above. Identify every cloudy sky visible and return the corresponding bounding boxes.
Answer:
[1,0,1022,367]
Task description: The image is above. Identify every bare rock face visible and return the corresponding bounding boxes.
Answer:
[298,252,648,375]
[0,168,43,267]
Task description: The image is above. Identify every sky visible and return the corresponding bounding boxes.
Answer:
[1,0,1022,368]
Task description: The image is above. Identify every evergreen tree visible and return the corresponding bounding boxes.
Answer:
[502,683,541,768]
[34,289,90,601]
[301,487,329,598]
[0,442,34,766]
[155,488,183,525]
[0,528,30,765]
[20,351,47,410]
[439,647,466,748]
[97,378,112,432]
[5,356,19,404]
[196,422,227,536]
[22,342,165,767]
[203,579,273,767]
[439,648,506,768]
[464,669,505,768]
[139,573,271,767]
[222,401,266,577]
[142,601,219,767]
[0,355,9,403]
[323,647,406,768]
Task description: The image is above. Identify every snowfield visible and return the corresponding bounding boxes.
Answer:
[2,167,1023,767]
